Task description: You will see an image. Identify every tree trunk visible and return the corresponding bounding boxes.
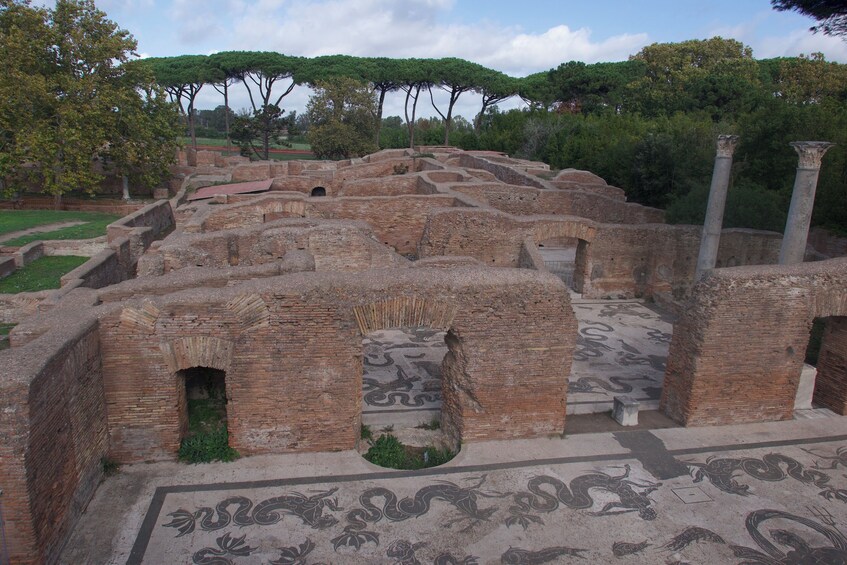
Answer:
[375,88,386,148]
[122,175,130,201]
[224,83,231,156]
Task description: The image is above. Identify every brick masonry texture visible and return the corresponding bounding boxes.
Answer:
[1,146,843,563]
[661,258,847,426]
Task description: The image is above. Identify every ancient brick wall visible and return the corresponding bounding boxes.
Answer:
[148,219,403,274]
[452,185,664,225]
[267,195,462,257]
[336,174,435,197]
[0,317,107,565]
[456,153,548,189]
[661,258,847,426]
[97,267,574,462]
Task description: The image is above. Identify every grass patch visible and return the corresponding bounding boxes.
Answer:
[0,256,88,293]
[0,323,14,350]
[187,137,312,151]
[2,212,120,246]
[0,210,120,238]
[178,426,239,464]
[363,434,455,470]
[178,397,239,463]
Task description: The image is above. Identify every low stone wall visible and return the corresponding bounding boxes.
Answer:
[144,219,404,275]
[452,184,664,225]
[0,315,107,565]
[0,196,145,215]
[456,153,548,189]
[420,209,782,300]
[661,257,847,426]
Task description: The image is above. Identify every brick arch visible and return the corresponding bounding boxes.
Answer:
[531,220,596,244]
[531,221,595,293]
[160,336,235,373]
[352,296,458,335]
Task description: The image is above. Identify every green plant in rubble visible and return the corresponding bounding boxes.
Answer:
[178,426,239,464]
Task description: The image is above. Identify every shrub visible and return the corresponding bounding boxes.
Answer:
[363,434,456,470]
[178,426,239,464]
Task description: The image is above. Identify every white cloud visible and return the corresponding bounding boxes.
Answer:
[755,29,847,63]
[190,0,649,74]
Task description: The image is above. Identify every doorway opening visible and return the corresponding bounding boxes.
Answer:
[177,366,237,462]
[311,186,327,197]
[805,316,847,417]
[360,326,455,468]
[538,236,580,291]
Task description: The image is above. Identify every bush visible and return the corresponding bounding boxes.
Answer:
[666,181,788,232]
[178,426,239,464]
[363,434,456,470]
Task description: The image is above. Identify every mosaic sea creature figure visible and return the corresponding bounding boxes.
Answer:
[507,464,661,529]
[729,509,847,563]
[687,452,847,502]
[163,488,341,537]
[191,532,256,565]
[568,375,655,395]
[331,475,508,551]
[500,546,587,564]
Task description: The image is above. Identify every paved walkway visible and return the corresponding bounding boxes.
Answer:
[62,418,847,564]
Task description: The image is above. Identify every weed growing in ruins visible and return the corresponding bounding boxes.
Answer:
[364,434,407,468]
[363,434,456,470]
[178,426,239,464]
[360,424,373,442]
[100,457,119,476]
[416,418,441,430]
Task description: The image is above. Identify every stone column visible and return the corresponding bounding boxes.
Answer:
[779,141,835,265]
[695,134,739,279]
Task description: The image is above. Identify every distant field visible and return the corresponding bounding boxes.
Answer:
[185,137,312,151]
[0,210,120,246]
[0,255,88,293]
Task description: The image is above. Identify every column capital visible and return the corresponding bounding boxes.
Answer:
[791,141,835,169]
[715,134,739,158]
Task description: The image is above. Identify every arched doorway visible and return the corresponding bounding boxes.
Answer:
[177,366,236,461]
[311,186,327,197]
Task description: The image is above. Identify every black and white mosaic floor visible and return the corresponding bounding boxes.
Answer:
[362,328,446,429]
[568,300,673,415]
[124,429,847,564]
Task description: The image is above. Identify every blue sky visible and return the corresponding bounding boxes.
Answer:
[89,0,847,117]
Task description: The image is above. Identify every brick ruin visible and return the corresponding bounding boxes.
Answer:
[0,146,845,563]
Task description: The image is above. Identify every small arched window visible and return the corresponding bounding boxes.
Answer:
[311,187,326,197]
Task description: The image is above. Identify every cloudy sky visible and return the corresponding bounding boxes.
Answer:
[91,0,847,120]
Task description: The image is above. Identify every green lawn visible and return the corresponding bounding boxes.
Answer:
[0,210,120,246]
[187,137,312,151]
[0,255,88,293]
